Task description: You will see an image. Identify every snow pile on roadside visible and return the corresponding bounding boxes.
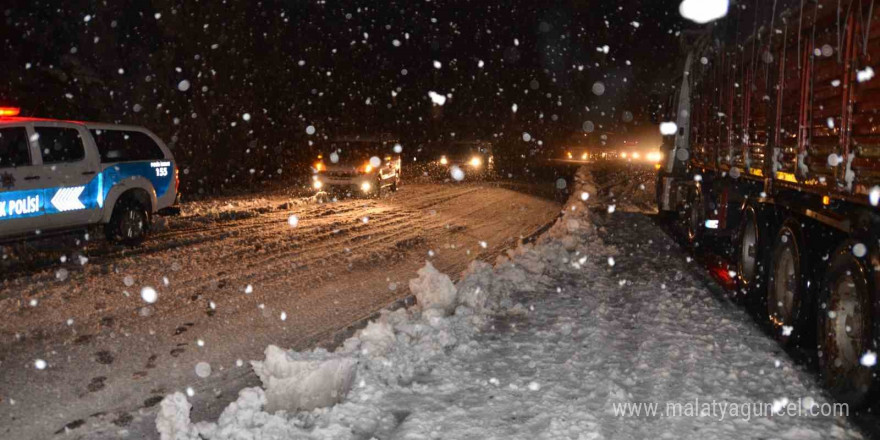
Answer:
[156,168,600,440]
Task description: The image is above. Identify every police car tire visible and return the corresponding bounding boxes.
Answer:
[106,197,150,245]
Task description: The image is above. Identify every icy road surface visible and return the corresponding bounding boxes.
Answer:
[0,182,560,440]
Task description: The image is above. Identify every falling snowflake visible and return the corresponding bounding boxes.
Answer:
[861,351,877,367]
[177,80,190,92]
[428,91,447,106]
[34,359,47,370]
[857,67,875,83]
[141,286,158,303]
[853,243,867,258]
[195,362,212,378]
[679,0,729,24]
[869,186,880,206]
[660,122,678,135]
[450,166,465,181]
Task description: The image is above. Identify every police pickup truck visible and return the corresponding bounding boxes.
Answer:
[0,107,178,245]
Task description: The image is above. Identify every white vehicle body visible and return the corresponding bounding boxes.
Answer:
[313,136,402,196]
[0,116,178,244]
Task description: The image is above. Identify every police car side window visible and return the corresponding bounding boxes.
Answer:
[91,130,164,163]
[36,127,85,164]
[0,127,30,168]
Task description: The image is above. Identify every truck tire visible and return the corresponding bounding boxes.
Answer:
[817,241,879,408]
[766,218,810,345]
[736,204,769,309]
[105,196,151,246]
[682,186,703,248]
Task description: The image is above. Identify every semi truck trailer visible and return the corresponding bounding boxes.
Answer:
[656,0,879,407]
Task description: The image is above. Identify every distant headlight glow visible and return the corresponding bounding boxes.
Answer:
[440,156,448,165]
[469,156,482,167]
[361,182,372,192]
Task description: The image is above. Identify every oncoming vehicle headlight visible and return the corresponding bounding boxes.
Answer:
[469,156,482,167]
[581,153,588,160]
[313,180,323,190]
[566,151,573,159]
[621,152,628,159]
[647,152,663,163]
[361,182,372,192]
[440,156,448,165]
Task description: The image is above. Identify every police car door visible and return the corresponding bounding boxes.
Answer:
[33,122,100,230]
[0,123,46,236]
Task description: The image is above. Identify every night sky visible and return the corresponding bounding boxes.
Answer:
[0,0,688,193]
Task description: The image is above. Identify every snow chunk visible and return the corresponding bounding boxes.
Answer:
[409,261,457,314]
[357,319,396,357]
[251,345,357,413]
[156,393,196,440]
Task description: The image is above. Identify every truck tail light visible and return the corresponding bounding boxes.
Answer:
[175,166,180,194]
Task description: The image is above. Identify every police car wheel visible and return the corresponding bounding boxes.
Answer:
[106,198,150,245]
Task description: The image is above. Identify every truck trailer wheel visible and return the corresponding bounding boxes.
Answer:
[767,219,810,345]
[682,186,703,248]
[817,242,878,407]
[105,196,151,246]
[736,205,768,308]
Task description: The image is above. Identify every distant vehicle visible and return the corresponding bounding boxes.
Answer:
[656,1,880,407]
[563,147,591,162]
[0,107,178,245]
[433,141,493,177]
[313,135,401,197]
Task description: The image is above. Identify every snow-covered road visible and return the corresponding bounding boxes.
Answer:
[145,165,867,440]
[0,182,561,440]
